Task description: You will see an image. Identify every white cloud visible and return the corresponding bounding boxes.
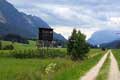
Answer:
[6,0,120,39]
[52,25,100,40]
[53,7,74,20]
[52,26,73,39]
[109,17,120,25]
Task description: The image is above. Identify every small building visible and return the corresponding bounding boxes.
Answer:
[37,28,53,48]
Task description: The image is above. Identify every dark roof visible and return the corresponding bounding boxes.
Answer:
[39,28,53,30]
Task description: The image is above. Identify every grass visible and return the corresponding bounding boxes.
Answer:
[96,53,110,80]
[0,41,67,59]
[112,49,120,69]
[52,51,105,80]
[0,48,67,59]
[0,40,107,80]
[1,40,37,50]
[0,58,75,80]
[87,49,106,58]
[0,49,105,80]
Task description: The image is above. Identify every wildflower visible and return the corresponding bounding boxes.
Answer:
[45,63,57,74]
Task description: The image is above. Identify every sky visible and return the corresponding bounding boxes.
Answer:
[7,0,120,39]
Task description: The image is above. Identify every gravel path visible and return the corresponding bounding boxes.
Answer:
[80,50,110,80]
[108,50,120,80]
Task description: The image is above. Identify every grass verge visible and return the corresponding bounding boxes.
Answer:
[112,49,120,69]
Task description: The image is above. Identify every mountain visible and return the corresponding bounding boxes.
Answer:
[21,13,50,29]
[0,0,66,41]
[22,13,66,41]
[88,29,120,45]
[0,0,35,37]
[100,40,120,49]
[53,33,66,41]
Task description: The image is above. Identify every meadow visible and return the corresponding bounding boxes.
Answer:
[0,40,106,80]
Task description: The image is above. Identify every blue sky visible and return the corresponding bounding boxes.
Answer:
[7,0,120,39]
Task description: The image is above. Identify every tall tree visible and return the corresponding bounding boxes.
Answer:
[67,29,89,60]
[67,29,77,55]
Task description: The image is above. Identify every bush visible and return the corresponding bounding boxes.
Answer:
[3,45,14,50]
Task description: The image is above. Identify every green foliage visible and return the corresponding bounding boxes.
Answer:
[67,29,89,60]
[3,44,14,50]
[0,48,67,59]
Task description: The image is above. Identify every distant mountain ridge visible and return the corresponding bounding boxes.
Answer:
[0,0,66,41]
[100,39,120,48]
[88,29,120,45]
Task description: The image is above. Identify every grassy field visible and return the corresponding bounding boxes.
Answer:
[0,41,107,80]
[0,50,105,80]
[1,40,36,50]
[86,49,106,58]
[0,58,75,80]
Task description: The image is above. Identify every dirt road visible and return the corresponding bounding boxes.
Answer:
[108,50,120,80]
[80,50,110,80]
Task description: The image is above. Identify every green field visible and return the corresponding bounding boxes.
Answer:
[1,40,36,50]
[0,41,107,80]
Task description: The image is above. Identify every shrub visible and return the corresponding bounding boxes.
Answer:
[3,44,14,50]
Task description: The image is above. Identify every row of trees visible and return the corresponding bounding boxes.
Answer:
[67,29,89,60]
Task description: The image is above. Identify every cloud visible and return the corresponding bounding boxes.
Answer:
[6,0,120,39]
[52,25,100,40]
[109,17,120,25]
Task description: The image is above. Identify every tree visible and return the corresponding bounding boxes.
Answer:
[67,29,89,60]
[67,29,77,55]
[4,34,29,44]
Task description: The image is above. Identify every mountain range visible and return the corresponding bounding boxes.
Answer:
[100,40,120,48]
[88,29,120,46]
[0,0,66,41]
